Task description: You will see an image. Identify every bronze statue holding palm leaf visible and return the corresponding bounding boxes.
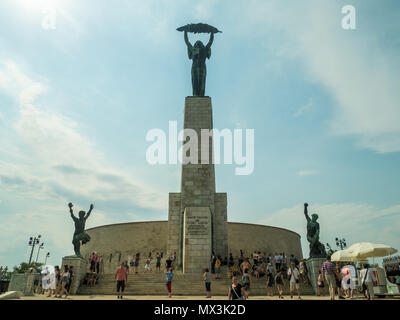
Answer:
[177,23,222,96]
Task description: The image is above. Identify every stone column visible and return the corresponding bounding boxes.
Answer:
[306,257,325,294]
[167,97,228,272]
[61,256,87,295]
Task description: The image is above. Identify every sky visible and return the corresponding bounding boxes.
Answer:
[0,0,399,269]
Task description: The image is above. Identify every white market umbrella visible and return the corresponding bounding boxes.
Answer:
[347,242,397,260]
[331,249,358,262]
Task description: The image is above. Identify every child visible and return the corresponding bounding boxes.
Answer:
[317,270,325,296]
[144,258,152,273]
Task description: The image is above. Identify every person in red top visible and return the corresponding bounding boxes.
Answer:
[115,262,128,299]
[90,252,98,272]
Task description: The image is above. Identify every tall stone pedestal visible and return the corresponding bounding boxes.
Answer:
[306,257,325,294]
[61,256,87,295]
[167,97,228,272]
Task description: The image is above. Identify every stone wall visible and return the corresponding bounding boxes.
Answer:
[81,221,168,274]
[81,221,303,273]
[8,274,34,296]
[228,222,303,259]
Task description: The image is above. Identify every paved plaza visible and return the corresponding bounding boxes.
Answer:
[11,293,398,300]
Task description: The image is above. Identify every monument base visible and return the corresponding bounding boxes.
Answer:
[8,274,35,296]
[62,255,87,295]
[306,257,325,294]
[183,207,212,274]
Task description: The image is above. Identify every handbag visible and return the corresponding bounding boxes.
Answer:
[362,269,368,291]
[289,268,299,283]
[231,285,244,300]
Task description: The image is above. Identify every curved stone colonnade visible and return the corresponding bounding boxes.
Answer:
[81,221,303,274]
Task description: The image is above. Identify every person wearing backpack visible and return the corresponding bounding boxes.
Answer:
[287,262,301,299]
[265,269,275,297]
[275,269,285,299]
[241,268,251,299]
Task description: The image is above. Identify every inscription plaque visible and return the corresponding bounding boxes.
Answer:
[183,207,212,273]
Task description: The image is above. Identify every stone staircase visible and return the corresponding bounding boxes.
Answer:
[78,271,315,296]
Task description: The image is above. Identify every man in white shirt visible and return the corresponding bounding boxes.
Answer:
[359,264,377,300]
[287,262,301,299]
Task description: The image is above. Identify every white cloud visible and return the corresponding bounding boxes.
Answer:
[259,202,400,258]
[245,1,400,153]
[0,61,165,211]
[0,204,116,268]
[0,60,170,268]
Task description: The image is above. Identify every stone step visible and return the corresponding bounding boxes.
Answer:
[78,273,315,295]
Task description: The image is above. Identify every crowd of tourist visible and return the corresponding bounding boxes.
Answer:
[89,252,104,274]
[105,249,308,299]
[204,250,308,299]
[38,249,379,300]
[320,255,378,300]
[112,251,177,299]
[30,264,75,298]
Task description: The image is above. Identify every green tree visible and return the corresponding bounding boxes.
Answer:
[13,262,43,274]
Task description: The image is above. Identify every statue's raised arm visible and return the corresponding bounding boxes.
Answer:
[184,30,192,48]
[205,32,214,59]
[68,202,78,222]
[184,31,193,59]
[304,202,311,222]
[206,32,214,48]
[85,204,94,220]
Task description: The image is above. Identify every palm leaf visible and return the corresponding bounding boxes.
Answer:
[177,23,222,34]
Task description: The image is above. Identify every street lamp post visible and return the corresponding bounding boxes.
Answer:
[335,237,347,250]
[35,243,44,264]
[28,235,41,266]
[44,252,50,265]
